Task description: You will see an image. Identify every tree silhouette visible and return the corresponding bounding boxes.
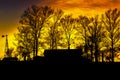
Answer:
[87,16,105,62]
[15,26,33,61]
[60,15,76,49]
[77,16,91,58]
[48,9,63,49]
[102,8,120,62]
[12,5,120,62]
[19,5,54,57]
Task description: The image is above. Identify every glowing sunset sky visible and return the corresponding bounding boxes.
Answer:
[0,0,120,58]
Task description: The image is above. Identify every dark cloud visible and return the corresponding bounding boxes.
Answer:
[110,0,120,3]
[89,2,110,9]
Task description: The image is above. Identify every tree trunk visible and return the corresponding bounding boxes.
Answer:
[102,52,104,62]
[95,43,98,62]
[24,56,26,61]
[34,30,38,57]
[33,41,36,57]
[90,45,93,61]
[68,35,70,50]
[55,36,57,49]
[84,29,88,58]
[68,41,70,50]
[111,40,114,62]
[35,38,38,56]
[51,35,54,50]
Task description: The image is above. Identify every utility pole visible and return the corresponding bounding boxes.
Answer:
[2,35,9,57]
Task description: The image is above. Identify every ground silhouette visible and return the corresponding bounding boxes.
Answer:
[1,49,92,64]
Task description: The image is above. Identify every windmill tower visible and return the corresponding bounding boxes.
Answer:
[2,35,9,57]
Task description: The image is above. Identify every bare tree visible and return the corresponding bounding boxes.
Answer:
[102,8,120,62]
[60,15,76,49]
[87,16,105,62]
[19,5,54,57]
[77,16,91,58]
[49,9,63,49]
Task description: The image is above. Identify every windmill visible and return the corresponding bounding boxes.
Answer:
[2,35,9,57]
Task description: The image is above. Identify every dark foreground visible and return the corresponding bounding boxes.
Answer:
[1,49,120,65]
[1,56,120,66]
[0,49,91,65]
[1,56,92,65]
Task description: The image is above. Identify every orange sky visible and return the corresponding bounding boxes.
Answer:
[38,0,120,17]
[0,0,120,58]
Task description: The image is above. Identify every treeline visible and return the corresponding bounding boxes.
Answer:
[10,5,120,62]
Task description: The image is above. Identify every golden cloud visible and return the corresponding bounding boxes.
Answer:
[38,0,120,17]
[39,0,120,9]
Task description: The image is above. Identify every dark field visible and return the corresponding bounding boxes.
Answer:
[0,49,120,65]
[0,49,92,64]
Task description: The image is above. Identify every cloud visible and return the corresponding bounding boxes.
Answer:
[37,0,120,17]
[110,0,120,4]
[38,0,120,9]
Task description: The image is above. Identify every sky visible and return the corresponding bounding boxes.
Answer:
[0,0,120,58]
